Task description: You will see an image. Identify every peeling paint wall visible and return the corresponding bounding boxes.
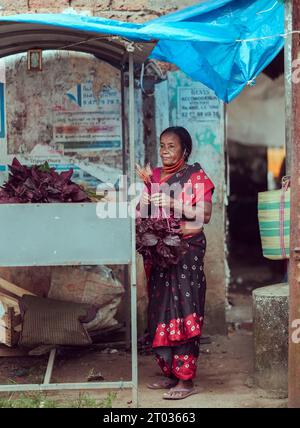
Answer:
[155,70,227,334]
[227,73,285,148]
[6,52,121,168]
[1,51,144,181]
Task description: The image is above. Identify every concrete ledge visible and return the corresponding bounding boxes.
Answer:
[253,283,289,397]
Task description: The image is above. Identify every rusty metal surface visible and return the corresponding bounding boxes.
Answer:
[285,0,293,176]
[288,0,300,408]
[0,22,155,66]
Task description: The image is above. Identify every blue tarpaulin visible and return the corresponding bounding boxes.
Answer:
[147,0,284,102]
[0,0,284,103]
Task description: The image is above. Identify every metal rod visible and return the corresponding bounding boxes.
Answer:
[121,66,131,350]
[128,50,138,409]
[43,348,56,385]
[0,381,134,393]
[124,265,131,349]
[121,66,127,177]
[288,0,300,408]
[285,0,293,176]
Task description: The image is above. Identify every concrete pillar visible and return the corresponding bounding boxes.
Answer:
[253,283,289,396]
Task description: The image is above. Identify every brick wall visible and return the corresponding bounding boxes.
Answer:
[0,0,200,21]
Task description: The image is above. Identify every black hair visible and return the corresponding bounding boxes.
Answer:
[160,126,193,161]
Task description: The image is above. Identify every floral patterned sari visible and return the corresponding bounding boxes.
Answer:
[146,162,214,380]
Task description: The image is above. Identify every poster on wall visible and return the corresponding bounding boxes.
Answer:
[0,83,5,139]
[0,60,5,139]
[53,79,122,152]
[177,86,220,123]
[173,80,223,164]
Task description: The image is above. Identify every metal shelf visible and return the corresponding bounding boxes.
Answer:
[0,35,139,404]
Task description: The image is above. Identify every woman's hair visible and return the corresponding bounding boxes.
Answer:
[160,126,193,161]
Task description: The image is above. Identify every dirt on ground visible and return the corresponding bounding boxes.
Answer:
[0,329,287,408]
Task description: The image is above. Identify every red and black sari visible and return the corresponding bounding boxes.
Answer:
[145,162,215,381]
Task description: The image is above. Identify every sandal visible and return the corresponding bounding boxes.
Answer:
[147,378,178,390]
[163,387,198,400]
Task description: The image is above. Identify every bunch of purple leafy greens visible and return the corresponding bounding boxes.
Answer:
[0,158,90,203]
[135,164,189,268]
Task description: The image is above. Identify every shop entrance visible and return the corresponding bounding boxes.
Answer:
[225,50,287,328]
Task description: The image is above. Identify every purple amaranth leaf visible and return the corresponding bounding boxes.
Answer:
[0,158,91,203]
[136,215,189,268]
[163,234,182,247]
[156,240,173,258]
[141,233,159,246]
[31,167,40,183]
[61,184,89,202]
[23,177,37,190]
[58,169,73,184]
[70,188,90,202]
[45,187,62,195]
[152,220,167,232]
[9,157,26,174]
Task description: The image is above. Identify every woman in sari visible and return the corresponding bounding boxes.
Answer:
[139,126,214,400]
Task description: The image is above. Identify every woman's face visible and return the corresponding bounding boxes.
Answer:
[160,132,183,166]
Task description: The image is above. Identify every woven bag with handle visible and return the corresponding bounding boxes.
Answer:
[257,176,290,260]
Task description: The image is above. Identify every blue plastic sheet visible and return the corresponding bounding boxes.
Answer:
[0,0,284,103]
[147,0,284,102]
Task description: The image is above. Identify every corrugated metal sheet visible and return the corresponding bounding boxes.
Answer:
[0,18,155,66]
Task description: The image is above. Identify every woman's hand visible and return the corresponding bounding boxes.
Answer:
[151,192,174,209]
[141,192,151,206]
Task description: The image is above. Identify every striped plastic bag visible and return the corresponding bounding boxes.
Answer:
[257,177,290,260]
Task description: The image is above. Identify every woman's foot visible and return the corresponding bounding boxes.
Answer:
[147,378,178,390]
[163,379,197,400]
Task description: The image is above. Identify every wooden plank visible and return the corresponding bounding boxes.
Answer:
[0,292,20,307]
[0,307,19,347]
[0,345,27,357]
[0,327,7,345]
[14,324,22,333]
[0,298,20,317]
[1,307,13,347]
[0,325,11,346]
[0,328,19,347]
[0,318,10,329]
[0,277,35,298]
[43,348,56,385]
[0,315,21,329]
